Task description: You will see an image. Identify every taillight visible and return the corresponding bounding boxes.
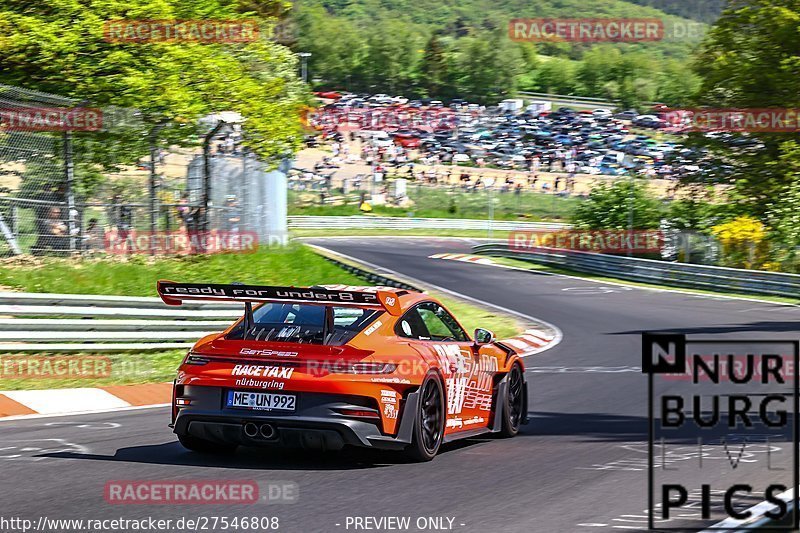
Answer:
[183,353,210,365]
[333,407,381,418]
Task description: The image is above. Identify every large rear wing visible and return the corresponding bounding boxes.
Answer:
[156,281,406,315]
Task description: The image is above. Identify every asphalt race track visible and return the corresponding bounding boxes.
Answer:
[2,237,799,533]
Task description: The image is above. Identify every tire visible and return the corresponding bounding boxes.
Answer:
[499,363,525,438]
[177,433,238,454]
[404,373,445,462]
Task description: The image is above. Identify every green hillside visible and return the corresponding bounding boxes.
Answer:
[292,0,707,106]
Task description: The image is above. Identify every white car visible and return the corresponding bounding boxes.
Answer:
[452,153,471,163]
[392,96,409,105]
[593,109,612,118]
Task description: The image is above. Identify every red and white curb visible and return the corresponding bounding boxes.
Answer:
[496,329,556,357]
[429,253,497,265]
[0,383,171,419]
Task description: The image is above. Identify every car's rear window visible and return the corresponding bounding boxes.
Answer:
[226,303,381,345]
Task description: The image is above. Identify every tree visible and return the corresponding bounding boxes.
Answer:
[362,19,423,94]
[420,34,449,97]
[452,32,524,103]
[293,5,368,90]
[689,0,800,210]
[534,58,578,95]
[0,0,307,162]
[572,178,663,230]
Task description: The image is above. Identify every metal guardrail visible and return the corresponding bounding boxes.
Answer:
[0,292,239,310]
[472,243,800,298]
[288,216,569,231]
[0,305,240,320]
[0,292,240,351]
[0,319,230,332]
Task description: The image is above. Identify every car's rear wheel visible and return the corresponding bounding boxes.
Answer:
[177,434,238,454]
[405,373,445,462]
[499,363,525,437]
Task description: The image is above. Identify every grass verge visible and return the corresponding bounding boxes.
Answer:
[289,187,578,221]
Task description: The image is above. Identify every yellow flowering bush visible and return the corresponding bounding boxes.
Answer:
[710,216,768,269]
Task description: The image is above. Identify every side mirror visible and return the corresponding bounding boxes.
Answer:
[474,328,495,346]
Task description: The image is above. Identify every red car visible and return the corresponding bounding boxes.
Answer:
[314,91,342,100]
[393,133,421,148]
[159,281,528,461]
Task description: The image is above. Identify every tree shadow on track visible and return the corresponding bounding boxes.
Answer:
[612,321,800,336]
[520,411,794,445]
[43,439,485,470]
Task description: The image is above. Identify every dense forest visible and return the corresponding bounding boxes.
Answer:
[291,0,711,105]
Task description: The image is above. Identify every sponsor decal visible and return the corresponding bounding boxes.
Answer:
[371,377,411,384]
[239,348,298,357]
[159,283,381,306]
[463,416,486,426]
[231,364,294,379]
[234,378,286,390]
[446,418,464,430]
[383,403,398,420]
[380,390,398,404]
[364,320,382,336]
[433,345,498,415]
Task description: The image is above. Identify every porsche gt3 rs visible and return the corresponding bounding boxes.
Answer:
[158,281,528,461]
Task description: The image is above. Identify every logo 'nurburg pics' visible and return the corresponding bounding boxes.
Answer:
[643,334,799,530]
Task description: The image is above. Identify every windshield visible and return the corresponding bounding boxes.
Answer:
[226,303,381,345]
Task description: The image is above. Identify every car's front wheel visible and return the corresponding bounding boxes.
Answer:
[177,434,238,454]
[404,373,445,462]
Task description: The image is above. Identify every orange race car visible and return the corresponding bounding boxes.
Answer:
[158,281,528,461]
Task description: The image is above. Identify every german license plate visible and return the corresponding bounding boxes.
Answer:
[226,391,296,411]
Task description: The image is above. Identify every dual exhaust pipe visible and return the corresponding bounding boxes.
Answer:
[243,422,276,440]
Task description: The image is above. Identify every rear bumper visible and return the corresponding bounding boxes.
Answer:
[172,385,419,451]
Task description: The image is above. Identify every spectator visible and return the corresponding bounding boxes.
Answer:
[83,218,105,252]
[43,207,68,251]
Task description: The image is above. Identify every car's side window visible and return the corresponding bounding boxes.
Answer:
[396,306,431,340]
[397,302,468,342]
